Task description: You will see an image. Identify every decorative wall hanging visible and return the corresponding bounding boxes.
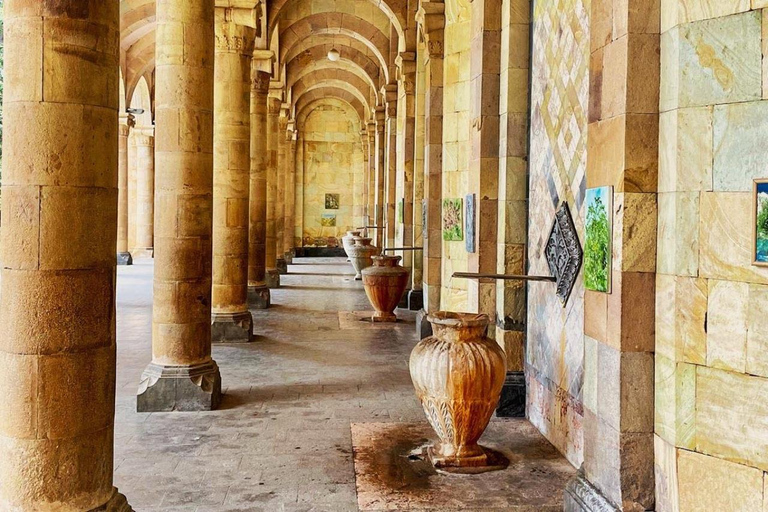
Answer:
[320,213,337,227]
[583,186,612,293]
[546,202,583,305]
[325,193,340,210]
[465,194,476,253]
[754,179,768,266]
[442,198,464,241]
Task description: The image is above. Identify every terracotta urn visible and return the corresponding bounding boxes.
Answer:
[342,230,362,260]
[348,236,378,280]
[361,255,410,322]
[409,312,506,469]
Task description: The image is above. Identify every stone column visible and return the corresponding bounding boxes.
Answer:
[374,106,387,248]
[366,122,377,228]
[265,95,282,288]
[137,0,221,411]
[396,52,418,309]
[247,60,272,309]
[211,14,256,344]
[494,0,530,418]
[0,2,130,509]
[275,107,289,274]
[284,127,297,263]
[118,118,133,265]
[383,85,398,250]
[132,128,155,258]
[416,1,445,339]
[410,46,427,311]
[127,131,138,253]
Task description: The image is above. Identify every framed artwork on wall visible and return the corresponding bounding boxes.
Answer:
[754,179,768,266]
[321,214,337,227]
[584,186,613,293]
[325,193,340,210]
[442,198,464,242]
[465,194,476,253]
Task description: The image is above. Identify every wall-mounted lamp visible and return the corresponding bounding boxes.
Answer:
[127,108,145,115]
[327,48,340,62]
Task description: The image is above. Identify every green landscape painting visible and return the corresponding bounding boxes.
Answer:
[584,186,612,293]
[756,180,768,265]
[442,198,463,241]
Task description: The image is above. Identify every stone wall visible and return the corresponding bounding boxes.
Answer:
[440,0,472,312]
[298,102,365,245]
[526,0,590,467]
[655,4,768,510]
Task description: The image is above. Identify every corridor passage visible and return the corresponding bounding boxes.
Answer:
[113,258,425,511]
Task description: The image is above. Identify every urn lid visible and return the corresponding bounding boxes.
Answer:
[353,236,373,246]
[372,254,401,267]
[427,311,489,328]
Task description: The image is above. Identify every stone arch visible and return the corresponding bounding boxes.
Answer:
[268,0,407,52]
[129,75,153,127]
[287,60,378,104]
[294,87,367,123]
[286,43,383,90]
[292,71,375,112]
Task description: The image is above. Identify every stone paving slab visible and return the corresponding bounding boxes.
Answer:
[351,421,576,511]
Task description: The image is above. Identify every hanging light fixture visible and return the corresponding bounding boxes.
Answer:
[327,48,340,62]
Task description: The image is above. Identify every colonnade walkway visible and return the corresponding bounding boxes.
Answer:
[113,257,425,511]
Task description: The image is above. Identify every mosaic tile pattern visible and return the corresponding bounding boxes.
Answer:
[526,0,590,467]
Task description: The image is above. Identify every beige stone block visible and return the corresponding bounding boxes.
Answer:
[764,9,768,99]
[606,271,656,352]
[707,279,748,373]
[657,192,699,277]
[655,273,676,361]
[4,17,43,103]
[658,110,677,193]
[626,34,660,115]
[602,36,629,119]
[619,193,657,271]
[746,284,768,378]
[660,27,680,112]
[678,11,761,107]
[591,0,612,51]
[587,116,625,190]
[678,0,750,24]
[699,192,768,284]
[654,435,679,512]
[655,355,696,448]
[676,106,713,192]
[676,276,707,365]
[713,101,768,192]
[584,335,599,414]
[678,449,762,512]
[0,352,37,438]
[0,186,41,270]
[585,290,608,343]
[696,365,768,470]
[624,113,659,193]
[660,0,678,33]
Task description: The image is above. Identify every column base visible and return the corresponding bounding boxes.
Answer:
[212,311,254,343]
[407,289,424,311]
[266,268,281,288]
[564,475,619,512]
[416,309,433,339]
[91,488,133,511]
[117,252,133,266]
[276,257,288,275]
[285,250,294,264]
[398,289,410,309]
[248,285,271,309]
[131,247,154,259]
[137,360,222,412]
[496,371,526,417]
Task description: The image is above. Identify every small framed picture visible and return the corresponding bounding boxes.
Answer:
[753,179,768,266]
[325,193,340,210]
[584,186,613,293]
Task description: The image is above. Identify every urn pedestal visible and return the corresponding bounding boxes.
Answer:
[348,236,378,280]
[362,255,410,322]
[409,312,506,471]
[342,230,362,261]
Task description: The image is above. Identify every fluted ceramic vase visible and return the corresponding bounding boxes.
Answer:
[348,237,378,280]
[409,312,506,469]
[362,255,409,322]
[342,230,362,261]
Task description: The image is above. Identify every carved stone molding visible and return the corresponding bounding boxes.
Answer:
[215,33,255,55]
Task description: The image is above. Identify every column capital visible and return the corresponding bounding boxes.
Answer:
[417,1,446,59]
[251,69,271,93]
[215,21,256,56]
[252,49,274,73]
[375,106,386,128]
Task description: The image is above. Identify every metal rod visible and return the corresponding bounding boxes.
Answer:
[452,272,556,283]
[382,247,424,252]
[356,226,382,230]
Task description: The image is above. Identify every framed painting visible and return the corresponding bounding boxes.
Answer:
[320,213,337,227]
[465,194,476,253]
[325,193,340,210]
[442,198,464,242]
[754,179,768,266]
[584,186,613,293]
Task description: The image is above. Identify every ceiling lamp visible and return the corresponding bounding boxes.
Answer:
[327,48,340,62]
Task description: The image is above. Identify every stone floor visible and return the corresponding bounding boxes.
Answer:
[113,257,575,511]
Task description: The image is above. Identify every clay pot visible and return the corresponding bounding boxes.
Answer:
[342,230,362,261]
[348,236,378,280]
[409,312,506,469]
[362,255,410,322]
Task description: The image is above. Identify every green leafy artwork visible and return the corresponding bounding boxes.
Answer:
[442,198,463,242]
[584,187,612,293]
[756,182,768,263]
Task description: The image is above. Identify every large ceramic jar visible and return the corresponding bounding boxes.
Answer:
[348,236,378,280]
[342,230,362,260]
[409,312,506,469]
[361,255,409,322]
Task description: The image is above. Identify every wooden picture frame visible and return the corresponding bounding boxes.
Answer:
[753,178,768,267]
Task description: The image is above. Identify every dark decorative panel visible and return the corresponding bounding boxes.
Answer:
[545,203,582,305]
